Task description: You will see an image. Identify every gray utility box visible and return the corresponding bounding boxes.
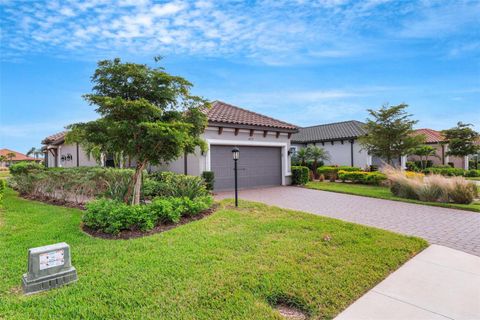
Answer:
[22,242,78,295]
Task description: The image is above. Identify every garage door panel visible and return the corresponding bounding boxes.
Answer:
[210,145,282,191]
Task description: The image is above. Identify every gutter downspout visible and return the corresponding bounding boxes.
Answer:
[350,139,354,167]
[184,151,188,175]
[76,143,80,167]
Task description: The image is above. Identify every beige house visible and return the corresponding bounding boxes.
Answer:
[408,129,468,169]
[42,101,298,190]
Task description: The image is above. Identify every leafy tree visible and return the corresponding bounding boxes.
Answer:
[410,145,439,169]
[6,152,16,165]
[442,122,480,158]
[359,104,424,165]
[307,145,330,176]
[0,155,6,165]
[67,58,209,205]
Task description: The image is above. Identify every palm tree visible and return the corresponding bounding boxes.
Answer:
[410,145,439,169]
[27,147,43,160]
[294,148,310,166]
[307,145,330,177]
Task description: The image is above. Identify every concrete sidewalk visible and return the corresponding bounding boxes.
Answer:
[335,245,480,320]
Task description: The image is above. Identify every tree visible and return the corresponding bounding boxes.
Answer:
[442,122,480,158]
[359,104,424,166]
[307,145,330,176]
[294,148,309,166]
[6,152,16,165]
[410,145,439,169]
[26,147,43,159]
[67,58,209,205]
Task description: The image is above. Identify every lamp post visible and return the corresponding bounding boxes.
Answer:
[232,147,239,207]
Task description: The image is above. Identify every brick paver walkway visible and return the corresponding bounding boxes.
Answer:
[216,186,480,256]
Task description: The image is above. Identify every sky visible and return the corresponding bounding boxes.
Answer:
[1,0,479,154]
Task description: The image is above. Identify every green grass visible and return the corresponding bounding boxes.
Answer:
[306,181,480,212]
[466,177,480,181]
[0,189,426,319]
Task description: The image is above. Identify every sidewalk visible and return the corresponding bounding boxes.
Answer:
[335,245,480,320]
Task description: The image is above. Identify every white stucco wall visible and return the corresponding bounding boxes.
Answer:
[292,140,369,168]
[46,144,99,168]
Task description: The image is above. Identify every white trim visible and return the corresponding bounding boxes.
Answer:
[205,138,290,185]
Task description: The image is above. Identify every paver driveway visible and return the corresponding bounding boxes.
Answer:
[216,186,480,256]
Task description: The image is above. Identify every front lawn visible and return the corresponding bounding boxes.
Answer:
[0,189,426,319]
[306,181,480,212]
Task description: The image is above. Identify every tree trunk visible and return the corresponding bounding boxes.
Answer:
[124,161,146,205]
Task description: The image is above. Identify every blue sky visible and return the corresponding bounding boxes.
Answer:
[1,0,479,153]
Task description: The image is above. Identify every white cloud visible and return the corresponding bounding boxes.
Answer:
[1,0,478,64]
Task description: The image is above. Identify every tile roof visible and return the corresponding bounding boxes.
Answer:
[42,131,67,145]
[0,149,38,161]
[412,129,445,144]
[291,120,367,143]
[205,101,298,131]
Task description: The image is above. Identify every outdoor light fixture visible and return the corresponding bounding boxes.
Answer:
[232,147,239,207]
[288,147,296,156]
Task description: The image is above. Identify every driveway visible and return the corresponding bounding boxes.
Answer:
[215,186,480,256]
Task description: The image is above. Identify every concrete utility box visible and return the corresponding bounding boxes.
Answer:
[22,242,78,295]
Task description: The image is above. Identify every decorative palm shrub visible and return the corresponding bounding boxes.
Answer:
[143,172,209,200]
[385,167,478,204]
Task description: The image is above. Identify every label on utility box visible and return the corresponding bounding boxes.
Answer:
[39,249,65,270]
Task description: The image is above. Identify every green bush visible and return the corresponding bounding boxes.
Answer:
[291,166,309,185]
[9,166,134,204]
[146,172,208,199]
[0,179,6,207]
[201,171,215,191]
[338,170,387,185]
[9,161,45,175]
[316,166,361,181]
[448,181,478,204]
[423,167,466,177]
[465,169,480,177]
[83,195,213,235]
[406,161,419,172]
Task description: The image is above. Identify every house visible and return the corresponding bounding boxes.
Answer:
[42,101,298,190]
[0,148,42,167]
[409,128,469,169]
[291,120,373,168]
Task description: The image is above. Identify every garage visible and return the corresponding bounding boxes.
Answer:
[210,145,282,191]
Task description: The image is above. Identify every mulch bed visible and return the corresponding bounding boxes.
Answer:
[82,204,218,240]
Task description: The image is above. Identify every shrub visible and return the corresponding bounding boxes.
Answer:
[291,166,309,185]
[406,161,419,172]
[83,195,213,234]
[317,166,361,181]
[146,172,208,199]
[201,171,215,191]
[338,170,387,185]
[0,179,6,207]
[9,166,134,204]
[423,167,466,177]
[385,166,478,204]
[465,169,480,177]
[9,161,45,175]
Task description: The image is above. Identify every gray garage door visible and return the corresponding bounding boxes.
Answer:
[210,145,282,191]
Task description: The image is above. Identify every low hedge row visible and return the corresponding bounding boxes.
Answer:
[83,195,213,235]
[317,166,361,180]
[291,166,309,185]
[422,167,480,177]
[338,170,387,185]
[0,179,6,207]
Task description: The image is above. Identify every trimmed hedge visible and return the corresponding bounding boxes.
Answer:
[201,171,215,191]
[291,166,309,185]
[317,166,361,180]
[422,167,480,177]
[338,170,387,185]
[83,195,213,235]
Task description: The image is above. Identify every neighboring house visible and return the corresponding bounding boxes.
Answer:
[291,120,373,168]
[42,101,298,190]
[0,148,41,167]
[409,128,468,169]
[41,132,100,168]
